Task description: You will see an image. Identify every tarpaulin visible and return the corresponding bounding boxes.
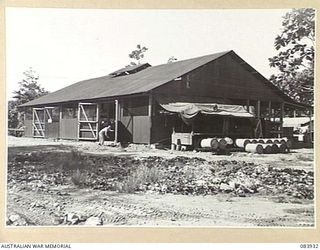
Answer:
[157,96,255,124]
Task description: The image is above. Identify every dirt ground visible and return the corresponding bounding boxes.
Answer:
[6,136,315,227]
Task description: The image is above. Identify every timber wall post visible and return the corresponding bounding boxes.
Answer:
[257,100,261,119]
[268,101,272,120]
[148,94,153,144]
[280,102,285,138]
[77,103,80,141]
[114,99,119,143]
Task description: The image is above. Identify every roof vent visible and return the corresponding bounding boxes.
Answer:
[109,63,151,77]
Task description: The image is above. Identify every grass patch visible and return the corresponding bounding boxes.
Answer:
[116,165,164,193]
[71,169,87,187]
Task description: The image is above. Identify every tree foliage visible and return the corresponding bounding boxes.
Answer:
[13,68,48,105]
[8,100,20,129]
[269,8,315,106]
[8,68,48,128]
[128,44,148,66]
[167,56,178,64]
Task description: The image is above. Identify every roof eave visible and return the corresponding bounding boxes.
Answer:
[18,91,152,108]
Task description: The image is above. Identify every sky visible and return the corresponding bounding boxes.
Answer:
[5,8,290,100]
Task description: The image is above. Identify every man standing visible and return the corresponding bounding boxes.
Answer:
[98,120,114,146]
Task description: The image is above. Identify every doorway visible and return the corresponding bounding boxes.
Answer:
[99,102,116,141]
[32,108,45,137]
[78,103,99,140]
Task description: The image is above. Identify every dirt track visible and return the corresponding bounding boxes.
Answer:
[6,136,315,227]
[7,186,314,227]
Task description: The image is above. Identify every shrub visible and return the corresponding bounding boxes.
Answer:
[71,169,86,187]
[116,166,164,193]
[58,150,85,172]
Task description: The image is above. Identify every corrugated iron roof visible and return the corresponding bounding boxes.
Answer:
[21,50,231,107]
[19,50,310,108]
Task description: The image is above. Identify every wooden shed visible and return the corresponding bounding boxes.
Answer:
[20,50,311,144]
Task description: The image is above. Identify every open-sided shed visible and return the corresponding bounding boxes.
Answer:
[20,50,311,144]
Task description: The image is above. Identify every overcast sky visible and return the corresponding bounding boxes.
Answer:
[6,8,289,100]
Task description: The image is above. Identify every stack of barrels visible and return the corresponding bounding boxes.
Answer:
[200,137,233,151]
[235,138,291,154]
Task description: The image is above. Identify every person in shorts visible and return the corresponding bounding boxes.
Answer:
[98,120,114,146]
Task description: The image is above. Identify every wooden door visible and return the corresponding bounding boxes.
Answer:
[133,116,151,143]
[78,103,99,140]
[32,108,45,137]
[44,107,60,138]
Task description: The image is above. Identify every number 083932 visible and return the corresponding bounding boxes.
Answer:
[300,244,319,248]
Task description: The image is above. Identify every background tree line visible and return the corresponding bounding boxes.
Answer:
[8,68,48,129]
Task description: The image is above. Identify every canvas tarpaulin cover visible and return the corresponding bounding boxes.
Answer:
[157,96,255,124]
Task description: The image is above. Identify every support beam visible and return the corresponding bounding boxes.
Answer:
[58,106,62,139]
[77,104,81,141]
[96,104,100,140]
[268,101,272,120]
[280,102,285,138]
[256,100,261,119]
[246,99,250,112]
[114,99,119,143]
[59,106,62,120]
[148,95,153,144]
[222,117,230,136]
[148,95,153,116]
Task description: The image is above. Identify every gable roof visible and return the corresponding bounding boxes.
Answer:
[20,51,230,107]
[20,50,310,108]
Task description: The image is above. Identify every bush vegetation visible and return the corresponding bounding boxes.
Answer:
[116,166,164,193]
[71,169,87,187]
